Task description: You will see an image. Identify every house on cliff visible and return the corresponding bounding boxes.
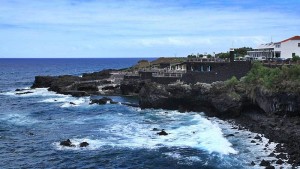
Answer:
[247,35,300,60]
[274,36,300,59]
[125,50,252,84]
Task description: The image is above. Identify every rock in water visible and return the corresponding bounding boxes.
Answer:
[157,130,168,136]
[90,97,113,105]
[254,134,261,140]
[15,91,33,95]
[79,142,89,147]
[276,153,287,159]
[259,159,270,166]
[69,102,76,105]
[60,139,75,147]
[276,159,284,164]
[152,128,159,131]
[250,161,255,166]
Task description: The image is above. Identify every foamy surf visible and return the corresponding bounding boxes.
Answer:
[1,87,93,108]
[56,110,237,155]
[1,88,59,97]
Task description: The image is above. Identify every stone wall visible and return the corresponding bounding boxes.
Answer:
[124,61,252,84]
[183,61,251,83]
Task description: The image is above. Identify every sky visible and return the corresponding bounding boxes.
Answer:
[0,0,299,58]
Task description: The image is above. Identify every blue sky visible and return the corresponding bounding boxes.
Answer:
[0,0,299,58]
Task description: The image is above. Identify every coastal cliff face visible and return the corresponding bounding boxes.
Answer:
[137,80,300,165]
[139,81,300,117]
[250,87,300,116]
[139,81,247,117]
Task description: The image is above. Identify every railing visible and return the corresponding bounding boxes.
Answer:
[186,58,229,62]
[152,72,184,78]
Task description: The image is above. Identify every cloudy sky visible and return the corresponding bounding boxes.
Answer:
[0,0,299,58]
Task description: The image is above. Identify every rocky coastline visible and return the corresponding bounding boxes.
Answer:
[30,67,300,167]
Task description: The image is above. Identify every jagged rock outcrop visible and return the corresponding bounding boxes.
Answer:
[120,79,148,96]
[31,69,122,96]
[137,80,300,166]
[139,81,246,117]
[249,87,300,116]
[90,97,113,105]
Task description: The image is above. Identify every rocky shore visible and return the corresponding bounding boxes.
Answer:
[30,67,300,167]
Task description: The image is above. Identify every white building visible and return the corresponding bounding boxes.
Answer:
[274,36,300,59]
[247,35,300,60]
[247,43,274,60]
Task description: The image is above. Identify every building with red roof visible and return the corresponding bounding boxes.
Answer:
[274,36,300,59]
[247,36,300,60]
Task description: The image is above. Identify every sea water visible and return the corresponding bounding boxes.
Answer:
[0,58,285,168]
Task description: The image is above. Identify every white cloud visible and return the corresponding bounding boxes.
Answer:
[0,0,299,57]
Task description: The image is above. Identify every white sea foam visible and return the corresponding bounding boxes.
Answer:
[2,87,92,108]
[60,97,89,108]
[57,111,237,155]
[53,138,106,151]
[1,88,60,97]
[210,117,292,168]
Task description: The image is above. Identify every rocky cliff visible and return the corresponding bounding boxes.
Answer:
[31,69,122,97]
[139,81,249,117]
[139,81,300,117]
[137,80,300,166]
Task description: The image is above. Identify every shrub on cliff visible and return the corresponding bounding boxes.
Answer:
[225,76,239,88]
[243,62,300,92]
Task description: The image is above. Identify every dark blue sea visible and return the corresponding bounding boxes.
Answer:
[0,58,282,169]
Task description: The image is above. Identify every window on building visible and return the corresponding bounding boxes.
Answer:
[275,44,281,48]
[207,66,211,72]
[298,43,300,47]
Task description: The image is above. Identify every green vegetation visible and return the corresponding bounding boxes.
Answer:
[216,52,230,59]
[234,47,253,57]
[292,55,300,62]
[242,62,300,92]
[225,76,239,88]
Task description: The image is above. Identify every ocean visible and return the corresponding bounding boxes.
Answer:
[0,58,281,169]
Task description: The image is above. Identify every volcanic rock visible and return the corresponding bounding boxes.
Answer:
[157,130,168,136]
[259,159,270,166]
[90,97,112,105]
[60,139,75,147]
[79,142,89,147]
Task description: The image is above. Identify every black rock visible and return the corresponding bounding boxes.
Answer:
[276,159,284,164]
[110,101,119,104]
[265,166,275,169]
[260,159,270,166]
[70,102,76,105]
[90,97,112,105]
[157,130,168,136]
[251,140,256,143]
[16,91,33,95]
[79,142,89,147]
[268,152,276,157]
[152,128,160,131]
[251,161,255,165]
[60,139,75,147]
[225,134,235,137]
[276,153,287,159]
[254,134,262,140]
